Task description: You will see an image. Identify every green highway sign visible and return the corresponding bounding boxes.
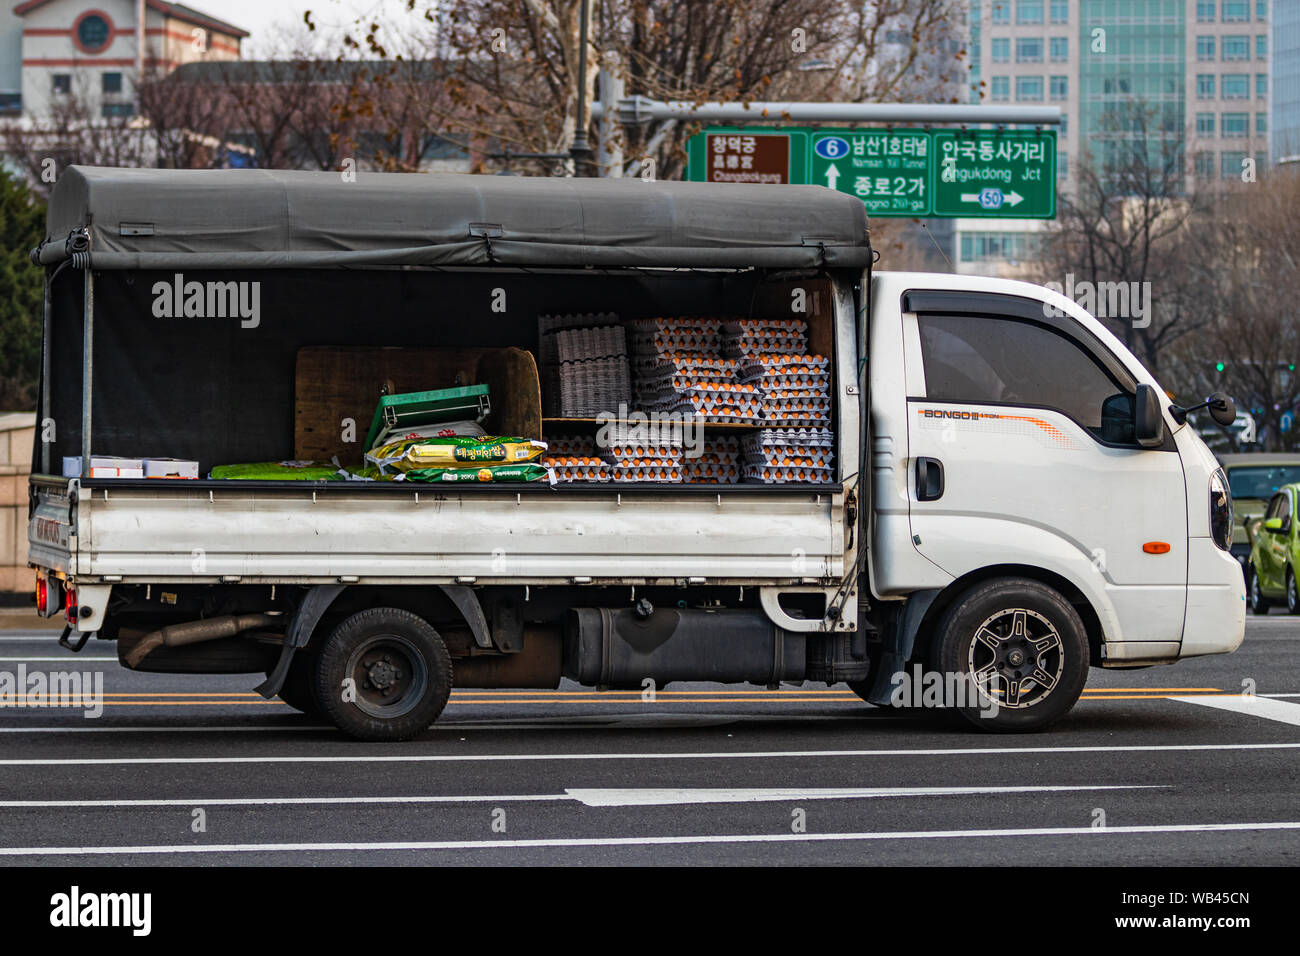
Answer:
[686,126,1056,219]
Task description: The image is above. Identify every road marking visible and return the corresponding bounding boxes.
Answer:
[0,724,328,734]
[2,821,1298,857]
[0,657,117,662]
[0,784,1161,810]
[1171,694,1300,727]
[0,741,1298,767]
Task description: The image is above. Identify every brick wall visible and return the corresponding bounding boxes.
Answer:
[0,413,35,598]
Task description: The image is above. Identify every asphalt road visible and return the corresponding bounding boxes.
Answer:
[0,612,1296,866]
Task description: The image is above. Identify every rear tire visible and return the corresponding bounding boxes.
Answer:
[1247,564,1272,615]
[933,577,1088,733]
[1287,568,1300,615]
[311,607,452,741]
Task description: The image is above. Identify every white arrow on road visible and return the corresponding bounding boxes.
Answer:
[1004,190,1024,207]
[825,163,840,189]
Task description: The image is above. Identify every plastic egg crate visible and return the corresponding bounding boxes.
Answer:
[741,354,831,378]
[726,336,809,360]
[682,461,740,484]
[545,434,598,457]
[752,427,834,448]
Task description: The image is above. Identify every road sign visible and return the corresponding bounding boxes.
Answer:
[931,130,1055,218]
[809,129,930,216]
[693,130,809,185]
[686,126,1056,219]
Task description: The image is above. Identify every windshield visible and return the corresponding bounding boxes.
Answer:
[1226,466,1300,501]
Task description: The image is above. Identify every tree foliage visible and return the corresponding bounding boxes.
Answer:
[0,166,45,411]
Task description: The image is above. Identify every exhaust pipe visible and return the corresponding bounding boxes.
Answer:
[124,613,280,669]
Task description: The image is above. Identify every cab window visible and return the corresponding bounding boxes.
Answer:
[917,313,1139,445]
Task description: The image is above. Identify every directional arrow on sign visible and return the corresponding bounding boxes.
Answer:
[825,164,840,190]
[960,193,980,203]
[1004,190,1024,207]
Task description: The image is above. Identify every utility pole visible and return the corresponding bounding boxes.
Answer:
[596,51,624,177]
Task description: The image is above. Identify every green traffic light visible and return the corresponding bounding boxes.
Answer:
[1216,362,1225,372]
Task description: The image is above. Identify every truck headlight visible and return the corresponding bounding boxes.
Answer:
[1210,467,1232,552]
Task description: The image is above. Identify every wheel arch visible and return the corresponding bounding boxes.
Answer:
[910,564,1106,668]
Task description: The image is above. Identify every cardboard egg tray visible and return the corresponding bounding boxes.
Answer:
[726,336,809,359]
[631,332,723,356]
[743,464,835,484]
[538,312,619,416]
[545,435,598,457]
[682,461,740,484]
[757,386,829,401]
[722,318,807,336]
[752,428,834,448]
[742,354,831,376]
[609,465,683,482]
[631,317,724,335]
[740,370,831,390]
[743,448,834,469]
[761,408,832,427]
[543,456,611,482]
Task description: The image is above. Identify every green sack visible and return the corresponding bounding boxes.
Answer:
[210,460,345,481]
[403,463,553,484]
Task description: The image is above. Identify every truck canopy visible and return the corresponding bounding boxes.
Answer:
[35,166,872,272]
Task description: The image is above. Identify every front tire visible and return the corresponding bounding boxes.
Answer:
[1286,568,1300,615]
[311,607,452,741]
[933,577,1088,733]
[1247,564,1272,615]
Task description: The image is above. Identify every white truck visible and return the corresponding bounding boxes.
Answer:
[26,166,1245,739]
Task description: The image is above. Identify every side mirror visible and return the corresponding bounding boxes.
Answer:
[1264,517,1288,534]
[1207,392,1236,427]
[1134,384,1165,448]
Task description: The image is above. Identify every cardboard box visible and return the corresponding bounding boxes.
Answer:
[143,458,199,479]
[62,456,145,479]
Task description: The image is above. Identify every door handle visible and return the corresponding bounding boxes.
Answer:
[915,457,944,502]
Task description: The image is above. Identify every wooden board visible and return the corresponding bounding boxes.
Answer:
[295,346,542,464]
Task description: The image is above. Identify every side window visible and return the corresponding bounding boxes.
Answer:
[1265,494,1282,520]
[917,313,1137,443]
[1280,493,1292,522]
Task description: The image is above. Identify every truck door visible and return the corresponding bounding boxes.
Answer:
[901,290,1188,645]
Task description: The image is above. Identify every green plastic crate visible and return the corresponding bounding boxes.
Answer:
[364,385,492,451]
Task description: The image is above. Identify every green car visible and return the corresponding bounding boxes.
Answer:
[1220,453,1300,571]
[1247,481,1300,614]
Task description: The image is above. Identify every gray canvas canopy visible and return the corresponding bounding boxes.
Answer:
[36,166,872,271]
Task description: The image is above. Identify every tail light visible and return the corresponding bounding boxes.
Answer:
[65,587,77,625]
[1210,468,1232,552]
[35,577,47,612]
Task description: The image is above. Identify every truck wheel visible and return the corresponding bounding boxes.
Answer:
[311,607,452,741]
[1247,565,1272,615]
[1287,568,1300,616]
[933,577,1088,733]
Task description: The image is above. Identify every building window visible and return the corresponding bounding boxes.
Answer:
[1050,0,1068,23]
[1197,0,1215,21]
[991,76,1010,101]
[1197,112,1216,135]
[992,37,1010,62]
[1016,76,1044,101]
[101,103,135,119]
[52,74,71,95]
[1050,36,1068,62]
[102,72,122,95]
[1222,73,1250,98]
[1257,112,1267,134]
[1222,112,1249,137]
[1050,75,1068,100]
[1195,151,1215,178]
[1059,114,1068,137]
[1257,0,1268,19]
[959,232,1034,263]
[1222,36,1250,59]
[1222,0,1250,21]
[991,2,1010,25]
[1221,151,1247,178]
[1256,73,1268,97]
[1017,0,1044,25]
[1017,37,1043,62]
[1197,37,1215,60]
[72,11,113,55]
[1256,35,1267,59]
[1197,74,1215,98]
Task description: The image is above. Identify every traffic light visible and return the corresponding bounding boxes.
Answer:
[1215,361,1226,372]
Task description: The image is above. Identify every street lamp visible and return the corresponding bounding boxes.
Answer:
[568,0,594,177]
